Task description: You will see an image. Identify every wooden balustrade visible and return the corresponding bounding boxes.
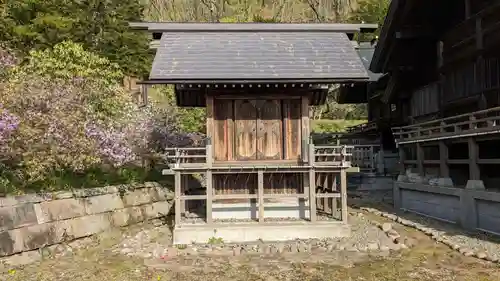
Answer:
[167,142,353,227]
[164,144,356,170]
[443,3,500,53]
[392,106,500,145]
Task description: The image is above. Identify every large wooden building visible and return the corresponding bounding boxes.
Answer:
[131,22,377,244]
[370,0,500,236]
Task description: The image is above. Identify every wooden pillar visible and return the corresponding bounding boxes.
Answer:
[301,95,310,162]
[206,95,214,146]
[340,169,348,223]
[476,17,483,50]
[308,143,316,222]
[331,174,337,216]
[206,141,213,224]
[439,141,450,178]
[398,145,406,175]
[369,145,375,172]
[465,0,471,18]
[322,173,329,214]
[416,143,424,176]
[258,170,264,223]
[468,138,480,180]
[174,171,181,227]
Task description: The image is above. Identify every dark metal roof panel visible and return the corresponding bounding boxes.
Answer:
[150,31,369,82]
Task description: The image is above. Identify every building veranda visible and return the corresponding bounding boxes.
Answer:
[366,1,500,236]
[131,22,377,244]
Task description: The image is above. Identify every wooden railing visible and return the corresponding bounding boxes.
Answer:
[351,145,379,172]
[392,106,500,145]
[442,3,500,59]
[167,142,354,226]
[164,144,355,170]
[346,122,377,134]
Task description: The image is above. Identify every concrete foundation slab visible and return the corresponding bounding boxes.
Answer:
[173,222,350,244]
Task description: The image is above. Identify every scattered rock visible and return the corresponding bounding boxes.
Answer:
[403,238,416,248]
[233,247,241,256]
[381,223,392,232]
[367,242,379,251]
[379,245,390,252]
[475,252,487,259]
[463,251,474,257]
[486,255,498,262]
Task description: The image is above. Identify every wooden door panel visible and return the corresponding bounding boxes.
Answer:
[257,99,282,160]
[213,99,233,161]
[234,99,257,160]
[283,99,302,160]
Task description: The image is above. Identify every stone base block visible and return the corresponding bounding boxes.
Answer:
[173,221,350,244]
[465,180,485,190]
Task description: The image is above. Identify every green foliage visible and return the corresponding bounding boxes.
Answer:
[311,119,367,133]
[349,0,390,40]
[1,41,152,192]
[20,41,123,85]
[151,86,206,134]
[0,0,151,76]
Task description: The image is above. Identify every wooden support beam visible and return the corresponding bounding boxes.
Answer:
[439,141,450,178]
[476,17,483,50]
[206,141,213,224]
[331,174,338,217]
[398,146,406,174]
[340,169,348,223]
[206,170,213,225]
[323,173,329,214]
[416,143,424,176]
[174,171,181,227]
[258,170,264,223]
[465,0,471,18]
[468,138,480,180]
[206,95,214,143]
[308,143,316,222]
[395,27,433,39]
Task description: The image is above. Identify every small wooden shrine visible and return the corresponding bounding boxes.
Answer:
[131,22,375,244]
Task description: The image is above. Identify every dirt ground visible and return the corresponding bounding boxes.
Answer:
[2,210,500,281]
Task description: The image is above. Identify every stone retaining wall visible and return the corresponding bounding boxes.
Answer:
[0,182,173,258]
[394,181,500,236]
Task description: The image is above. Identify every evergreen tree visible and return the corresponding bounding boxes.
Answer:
[0,0,151,77]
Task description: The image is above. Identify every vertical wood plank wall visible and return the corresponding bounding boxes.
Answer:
[209,94,307,199]
[211,97,302,161]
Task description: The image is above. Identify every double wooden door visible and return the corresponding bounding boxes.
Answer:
[234,99,282,160]
[213,98,302,162]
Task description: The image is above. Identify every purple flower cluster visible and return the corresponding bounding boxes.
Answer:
[0,106,19,143]
[85,122,136,166]
[0,46,17,68]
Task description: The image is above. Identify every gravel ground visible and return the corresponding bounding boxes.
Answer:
[112,212,398,264]
[2,211,500,281]
[2,189,500,280]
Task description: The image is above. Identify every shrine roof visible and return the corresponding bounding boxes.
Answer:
[132,23,374,84]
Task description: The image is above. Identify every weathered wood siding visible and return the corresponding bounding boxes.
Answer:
[257,100,283,160]
[213,173,303,203]
[234,99,258,160]
[410,82,440,117]
[212,97,302,162]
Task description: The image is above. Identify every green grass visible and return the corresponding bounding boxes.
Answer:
[311,119,367,133]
